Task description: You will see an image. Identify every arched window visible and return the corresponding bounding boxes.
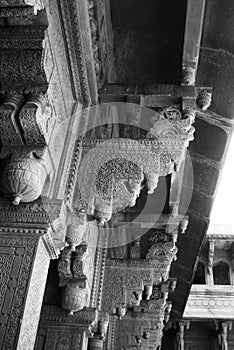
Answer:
[193,261,206,284]
[213,261,230,285]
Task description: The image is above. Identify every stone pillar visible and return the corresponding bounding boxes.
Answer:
[0,198,66,350]
[0,227,57,350]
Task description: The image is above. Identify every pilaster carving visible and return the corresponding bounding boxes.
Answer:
[0,230,53,350]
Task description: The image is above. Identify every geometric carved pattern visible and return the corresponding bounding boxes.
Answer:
[45,327,82,350]
[0,253,14,310]
[0,234,37,350]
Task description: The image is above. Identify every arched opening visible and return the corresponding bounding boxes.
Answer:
[213,261,230,285]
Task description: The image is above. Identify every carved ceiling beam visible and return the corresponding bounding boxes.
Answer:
[182,0,206,86]
[99,83,212,112]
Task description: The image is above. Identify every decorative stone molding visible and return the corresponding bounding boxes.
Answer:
[58,1,91,105]
[39,305,98,326]
[0,197,65,226]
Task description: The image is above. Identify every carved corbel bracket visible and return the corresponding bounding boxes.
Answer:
[0,93,55,204]
[58,242,91,315]
[78,110,194,225]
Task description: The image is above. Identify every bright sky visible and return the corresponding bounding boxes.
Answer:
[208,130,234,234]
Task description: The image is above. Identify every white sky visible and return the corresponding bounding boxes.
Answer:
[208,130,234,232]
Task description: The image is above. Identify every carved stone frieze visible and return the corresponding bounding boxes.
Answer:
[0,197,65,226]
[39,305,98,326]
[0,27,48,94]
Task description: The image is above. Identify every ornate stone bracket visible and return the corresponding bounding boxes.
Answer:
[58,242,91,315]
[0,93,55,204]
[77,105,195,225]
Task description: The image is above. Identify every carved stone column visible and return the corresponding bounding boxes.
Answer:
[0,198,65,350]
